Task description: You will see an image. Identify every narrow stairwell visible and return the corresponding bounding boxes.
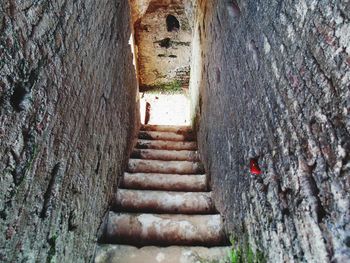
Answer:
[95,125,230,263]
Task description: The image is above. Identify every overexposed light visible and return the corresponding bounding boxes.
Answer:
[128,33,137,71]
[140,93,190,126]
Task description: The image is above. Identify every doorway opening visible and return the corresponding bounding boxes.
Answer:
[130,1,194,126]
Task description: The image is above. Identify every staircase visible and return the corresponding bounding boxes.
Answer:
[95,125,230,263]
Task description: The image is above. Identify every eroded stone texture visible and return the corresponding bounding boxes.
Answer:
[114,189,215,214]
[132,0,193,90]
[192,0,350,262]
[0,0,138,262]
[131,149,200,161]
[95,244,230,263]
[122,172,207,191]
[105,212,225,246]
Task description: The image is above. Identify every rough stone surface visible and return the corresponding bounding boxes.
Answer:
[95,244,230,263]
[132,0,193,90]
[122,172,207,192]
[105,212,225,246]
[191,0,350,262]
[0,0,138,262]
[97,125,227,262]
[114,189,215,214]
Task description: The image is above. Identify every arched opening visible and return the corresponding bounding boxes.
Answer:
[166,15,180,32]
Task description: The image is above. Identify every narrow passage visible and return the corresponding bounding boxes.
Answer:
[95,125,230,263]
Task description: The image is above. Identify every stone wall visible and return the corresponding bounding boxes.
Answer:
[0,0,138,262]
[132,0,193,91]
[192,0,350,262]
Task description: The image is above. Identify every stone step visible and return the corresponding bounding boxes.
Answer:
[131,149,200,161]
[104,212,226,246]
[95,245,230,263]
[113,189,215,214]
[141,124,192,134]
[127,159,204,174]
[136,139,197,150]
[138,131,194,141]
[121,173,207,191]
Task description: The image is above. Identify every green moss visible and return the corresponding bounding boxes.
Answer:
[47,234,58,263]
[246,246,255,263]
[228,235,267,263]
[142,80,183,94]
[229,247,241,263]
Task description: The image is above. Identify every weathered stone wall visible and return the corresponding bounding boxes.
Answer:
[132,0,193,91]
[0,0,138,262]
[192,0,350,262]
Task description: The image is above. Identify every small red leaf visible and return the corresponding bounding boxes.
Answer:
[250,158,262,175]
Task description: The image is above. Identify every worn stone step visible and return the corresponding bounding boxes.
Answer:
[95,245,230,263]
[131,149,200,161]
[128,159,204,174]
[139,131,194,141]
[113,189,215,214]
[104,212,226,246]
[121,173,207,191]
[141,124,192,134]
[136,139,197,150]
